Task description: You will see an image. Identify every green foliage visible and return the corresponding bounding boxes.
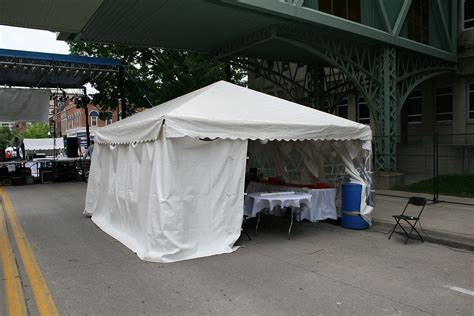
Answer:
[68,43,247,115]
[21,123,50,139]
[75,95,90,110]
[0,126,17,148]
[396,175,474,198]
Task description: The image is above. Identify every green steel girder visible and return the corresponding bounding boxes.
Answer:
[377,0,393,33]
[267,25,384,119]
[435,0,452,49]
[227,57,311,104]
[376,48,398,171]
[375,50,455,171]
[214,23,456,171]
[392,0,412,36]
[396,52,456,108]
[213,26,277,60]
[227,57,355,113]
[221,0,457,62]
[319,67,357,113]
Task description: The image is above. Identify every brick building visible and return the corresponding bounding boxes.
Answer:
[51,93,122,150]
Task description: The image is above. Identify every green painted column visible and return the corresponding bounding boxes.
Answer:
[376,47,398,171]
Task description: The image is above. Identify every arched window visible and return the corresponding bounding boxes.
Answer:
[90,111,99,127]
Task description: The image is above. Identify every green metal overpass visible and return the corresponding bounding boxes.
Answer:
[0,0,459,171]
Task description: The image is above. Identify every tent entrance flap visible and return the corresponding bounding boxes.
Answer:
[247,139,373,223]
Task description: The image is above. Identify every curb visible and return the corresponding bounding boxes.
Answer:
[371,219,474,252]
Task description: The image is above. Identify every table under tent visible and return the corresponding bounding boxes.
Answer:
[84,81,373,263]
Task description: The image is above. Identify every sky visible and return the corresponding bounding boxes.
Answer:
[0,25,69,54]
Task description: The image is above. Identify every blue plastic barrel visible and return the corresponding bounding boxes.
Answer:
[341,183,369,230]
[341,183,362,211]
[341,211,369,229]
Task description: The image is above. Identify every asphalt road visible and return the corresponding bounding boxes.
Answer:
[2,183,473,315]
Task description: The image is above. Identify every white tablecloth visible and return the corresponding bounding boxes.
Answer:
[244,192,312,218]
[246,181,337,221]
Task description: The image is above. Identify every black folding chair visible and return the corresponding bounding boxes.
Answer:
[241,215,251,240]
[388,196,427,244]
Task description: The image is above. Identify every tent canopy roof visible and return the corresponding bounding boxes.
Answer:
[95,81,372,145]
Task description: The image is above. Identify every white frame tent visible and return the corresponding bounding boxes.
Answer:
[84,81,373,263]
[23,138,64,151]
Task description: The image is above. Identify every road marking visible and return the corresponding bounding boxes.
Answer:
[444,285,474,296]
[0,188,59,316]
[0,203,27,316]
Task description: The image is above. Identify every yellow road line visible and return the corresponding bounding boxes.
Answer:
[0,203,27,316]
[0,188,59,316]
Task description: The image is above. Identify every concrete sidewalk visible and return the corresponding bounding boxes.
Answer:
[372,190,474,250]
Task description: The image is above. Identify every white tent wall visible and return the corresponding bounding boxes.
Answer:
[85,134,248,262]
[248,139,373,223]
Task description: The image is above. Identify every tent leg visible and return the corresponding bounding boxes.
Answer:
[256,212,261,236]
[83,87,90,148]
[288,207,294,240]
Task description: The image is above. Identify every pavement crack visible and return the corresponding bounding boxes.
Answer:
[306,249,324,256]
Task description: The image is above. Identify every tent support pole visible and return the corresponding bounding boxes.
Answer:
[225,63,232,82]
[83,87,91,148]
[118,66,127,119]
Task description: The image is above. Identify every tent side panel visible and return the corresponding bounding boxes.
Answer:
[147,136,248,262]
[85,136,248,263]
[85,141,155,254]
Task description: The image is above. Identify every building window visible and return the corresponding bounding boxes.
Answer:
[337,98,348,119]
[357,96,370,125]
[436,87,453,122]
[406,90,423,124]
[61,119,67,133]
[90,111,99,127]
[105,112,113,126]
[319,0,361,22]
[465,0,474,29]
[469,83,474,120]
[407,0,429,44]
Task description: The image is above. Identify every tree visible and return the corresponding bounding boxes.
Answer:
[21,123,50,139]
[68,43,246,116]
[0,126,17,149]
